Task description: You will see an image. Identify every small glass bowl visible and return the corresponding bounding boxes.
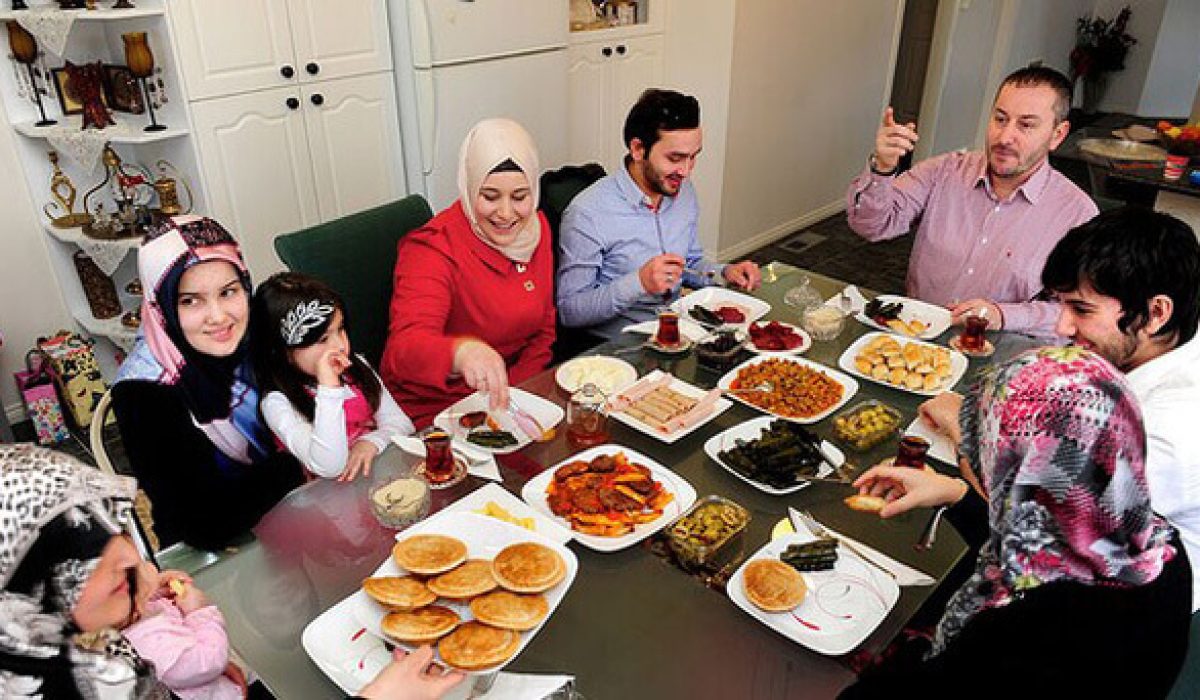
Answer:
[801,304,847,341]
[831,400,903,452]
[369,475,431,529]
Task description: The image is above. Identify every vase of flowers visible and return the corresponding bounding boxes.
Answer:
[1070,5,1136,113]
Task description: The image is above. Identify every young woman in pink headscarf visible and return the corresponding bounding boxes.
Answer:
[380,118,555,426]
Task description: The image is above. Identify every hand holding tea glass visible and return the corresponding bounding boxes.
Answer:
[950,302,996,356]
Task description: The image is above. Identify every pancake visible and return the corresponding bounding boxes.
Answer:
[492,542,566,594]
[844,494,887,513]
[380,605,460,643]
[437,621,521,671]
[469,590,550,631]
[393,534,468,575]
[427,559,498,599]
[742,559,807,612]
[362,575,437,610]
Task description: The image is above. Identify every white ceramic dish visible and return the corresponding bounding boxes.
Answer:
[673,287,771,327]
[704,416,845,495]
[346,511,577,675]
[302,595,393,696]
[746,320,812,356]
[727,531,900,656]
[716,355,858,424]
[520,444,697,553]
[609,369,732,443]
[837,332,968,397]
[554,355,639,395]
[434,388,565,454]
[440,482,574,544]
[904,416,957,465]
[855,294,952,340]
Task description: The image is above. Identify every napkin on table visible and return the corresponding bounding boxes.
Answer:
[391,436,502,482]
[825,285,868,314]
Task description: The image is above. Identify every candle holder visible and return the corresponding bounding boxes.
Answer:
[122,32,166,132]
[6,22,55,127]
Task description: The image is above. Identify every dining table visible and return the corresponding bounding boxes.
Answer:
[192,261,1042,699]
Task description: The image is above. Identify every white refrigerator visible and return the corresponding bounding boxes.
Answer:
[387,0,569,210]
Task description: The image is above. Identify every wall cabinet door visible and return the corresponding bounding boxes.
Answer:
[609,35,664,166]
[301,73,406,221]
[288,0,394,83]
[170,0,297,101]
[567,41,612,169]
[191,86,321,277]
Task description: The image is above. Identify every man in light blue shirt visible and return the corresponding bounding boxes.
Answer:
[556,89,761,340]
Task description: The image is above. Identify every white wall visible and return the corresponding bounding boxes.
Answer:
[0,108,74,424]
[717,0,904,255]
[1138,0,1200,117]
[663,0,737,253]
[1003,0,1092,76]
[1092,0,1168,113]
[920,0,1004,157]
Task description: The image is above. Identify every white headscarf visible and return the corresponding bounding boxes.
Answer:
[456,118,542,263]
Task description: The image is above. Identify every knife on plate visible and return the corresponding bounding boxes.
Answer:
[788,507,936,586]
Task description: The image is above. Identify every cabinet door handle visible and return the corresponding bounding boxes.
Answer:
[616,45,626,55]
[310,93,324,106]
[280,64,295,79]
[601,46,612,57]
[286,97,300,110]
[306,62,320,75]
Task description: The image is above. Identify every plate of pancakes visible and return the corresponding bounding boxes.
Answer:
[727,531,900,655]
[346,511,577,675]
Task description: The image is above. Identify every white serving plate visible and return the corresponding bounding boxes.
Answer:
[703,416,845,495]
[609,369,732,443]
[727,531,900,656]
[904,416,957,465]
[716,355,858,424]
[837,332,968,397]
[673,287,771,328]
[520,445,696,553]
[433,388,565,454]
[554,355,639,395]
[440,482,575,545]
[344,511,577,676]
[746,320,812,356]
[855,294,952,340]
[302,595,392,695]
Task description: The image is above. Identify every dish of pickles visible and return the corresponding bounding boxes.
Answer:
[831,400,903,452]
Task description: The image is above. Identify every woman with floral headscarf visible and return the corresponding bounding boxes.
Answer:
[841,348,1191,698]
[113,216,303,551]
[380,118,555,426]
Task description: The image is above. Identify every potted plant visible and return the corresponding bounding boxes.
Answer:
[1069,5,1136,113]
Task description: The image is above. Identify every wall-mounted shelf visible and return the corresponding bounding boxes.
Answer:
[14,116,188,144]
[43,221,141,249]
[0,7,164,22]
[74,309,138,352]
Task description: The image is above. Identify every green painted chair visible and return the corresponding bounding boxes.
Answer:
[273,194,434,366]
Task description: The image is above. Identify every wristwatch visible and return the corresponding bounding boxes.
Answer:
[869,154,898,176]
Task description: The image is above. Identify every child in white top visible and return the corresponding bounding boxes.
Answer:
[252,272,414,480]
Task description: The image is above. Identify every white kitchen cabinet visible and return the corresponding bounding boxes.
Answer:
[171,0,392,101]
[191,74,404,277]
[567,34,664,171]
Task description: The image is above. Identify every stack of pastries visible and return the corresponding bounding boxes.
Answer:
[363,534,566,671]
[853,334,953,392]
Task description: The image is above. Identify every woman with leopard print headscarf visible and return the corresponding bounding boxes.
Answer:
[0,444,170,699]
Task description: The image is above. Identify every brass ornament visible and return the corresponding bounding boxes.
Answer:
[43,151,94,228]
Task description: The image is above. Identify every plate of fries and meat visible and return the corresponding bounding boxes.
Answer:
[521,446,696,552]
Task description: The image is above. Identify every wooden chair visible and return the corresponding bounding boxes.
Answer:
[89,389,158,558]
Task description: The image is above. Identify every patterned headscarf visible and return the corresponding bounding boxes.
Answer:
[0,444,167,699]
[456,118,542,263]
[116,215,267,465]
[931,347,1175,655]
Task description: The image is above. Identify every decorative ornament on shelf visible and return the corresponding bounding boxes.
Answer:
[122,32,165,132]
[1070,5,1136,114]
[82,145,151,240]
[44,150,94,228]
[11,1,28,10]
[6,21,55,127]
[112,0,135,8]
[64,61,113,130]
[57,0,86,9]
[73,250,122,320]
[151,160,192,216]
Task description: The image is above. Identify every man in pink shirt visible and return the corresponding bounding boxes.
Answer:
[846,66,1097,336]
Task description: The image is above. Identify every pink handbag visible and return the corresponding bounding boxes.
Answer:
[14,350,70,445]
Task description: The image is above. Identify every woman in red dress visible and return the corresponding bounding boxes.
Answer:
[380,119,555,426]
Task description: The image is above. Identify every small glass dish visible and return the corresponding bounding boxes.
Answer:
[801,304,847,341]
[831,400,903,452]
[666,495,750,569]
[695,328,747,372]
[369,472,432,528]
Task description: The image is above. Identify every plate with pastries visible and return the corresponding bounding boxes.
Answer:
[319,511,577,679]
[521,445,697,552]
[856,295,952,340]
[838,332,967,397]
[608,369,733,443]
[727,531,900,655]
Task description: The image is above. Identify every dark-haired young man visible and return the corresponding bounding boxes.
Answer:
[556,88,760,339]
[1042,205,1200,613]
[847,66,1098,336]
